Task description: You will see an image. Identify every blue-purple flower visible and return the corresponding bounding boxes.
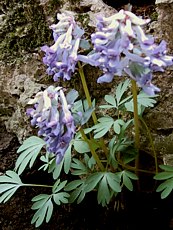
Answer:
[78,9,173,95]
[27,86,76,164]
[41,12,85,81]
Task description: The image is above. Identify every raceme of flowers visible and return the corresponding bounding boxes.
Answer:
[78,9,173,95]
[41,12,85,81]
[27,86,76,164]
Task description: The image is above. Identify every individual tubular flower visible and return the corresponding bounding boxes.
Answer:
[78,9,173,95]
[27,86,75,164]
[41,12,85,81]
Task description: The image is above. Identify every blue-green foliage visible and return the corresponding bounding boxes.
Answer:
[31,179,69,227]
[15,136,46,175]
[0,171,23,203]
[0,79,158,227]
[154,165,173,199]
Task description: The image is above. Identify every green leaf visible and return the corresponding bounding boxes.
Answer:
[156,178,173,199]
[122,172,134,191]
[31,196,53,227]
[0,171,23,203]
[81,107,95,125]
[15,136,45,175]
[71,158,88,176]
[0,184,17,193]
[85,172,103,192]
[159,165,173,172]
[97,174,111,206]
[154,172,173,180]
[73,140,90,153]
[64,180,84,191]
[66,181,86,203]
[68,187,83,203]
[77,190,86,204]
[47,144,72,179]
[87,156,96,169]
[52,160,64,180]
[0,172,21,184]
[52,180,67,194]
[39,153,55,171]
[0,187,18,203]
[31,194,50,202]
[160,186,173,199]
[72,99,95,126]
[113,119,124,134]
[104,95,117,107]
[31,197,50,210]
[64,144,72,174]
[125,91,157,115]
[115,79,130,105]
[93,116,114,138]
[66,89,79,105]
[53,192,70,205]
[17,136,45,153]
[72,100,84,113]
[46,199,53,223]
[99,104,116,109]
[124,170,138,180]
[106,173,121,192]
[137,92,157,108]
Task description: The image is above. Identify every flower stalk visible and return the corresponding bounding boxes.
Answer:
[131,80,140,171]
[78,61,109,158]
[79,127,105,171]
[78,62,98,124]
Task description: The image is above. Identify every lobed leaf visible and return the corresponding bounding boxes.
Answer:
[104,95,117,107]
[159,165,173,172]
[15,136,45,175]
[52,180,67,194]
[31,196,53,228]
[123,173,133,191]
[106,173,121,193]
[156,178,173,199]
[154,172,173,180]
[64,180,85,191]
[97,174,111,206]
[93,116,114,139]
[115,79,130,105]
[85,172,103,193]
[53,192,70,205]
[0,171,23,203]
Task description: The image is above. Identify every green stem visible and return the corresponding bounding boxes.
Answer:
[79,127,105,171]
[131,80,140,173]
[78,62,97,124]
[24,184,52,188]
[78,61,108,158]
[118,160,156,175]
[139,117,158,174]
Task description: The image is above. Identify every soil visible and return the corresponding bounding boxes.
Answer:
[1,1,173,230]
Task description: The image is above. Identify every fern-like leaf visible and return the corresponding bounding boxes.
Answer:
[15,136,46,175]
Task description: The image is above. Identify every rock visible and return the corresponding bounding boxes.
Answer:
[155,0,173,51]
[156,0,173,4]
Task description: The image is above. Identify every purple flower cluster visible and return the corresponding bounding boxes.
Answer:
[27,86,75,164]
[41,12,84,81]
[78,9,173,95]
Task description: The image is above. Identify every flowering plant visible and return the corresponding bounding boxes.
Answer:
[1,7,173,227]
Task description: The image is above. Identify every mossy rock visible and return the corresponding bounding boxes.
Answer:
[0,0,54,62]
